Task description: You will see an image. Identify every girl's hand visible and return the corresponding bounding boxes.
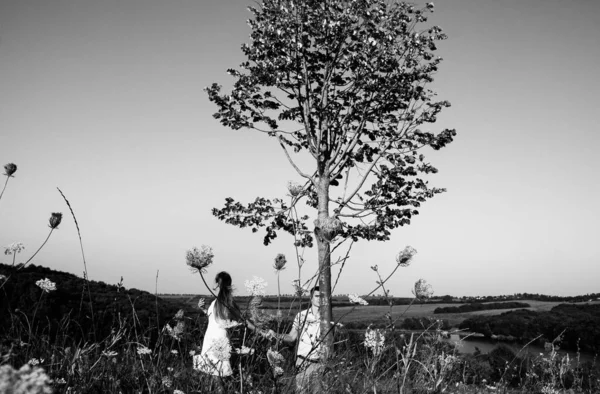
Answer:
[198,298,206,310]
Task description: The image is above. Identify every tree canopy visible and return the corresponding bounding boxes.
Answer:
[206,0,456,354]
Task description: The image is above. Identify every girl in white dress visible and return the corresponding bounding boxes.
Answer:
[193,272,265,391]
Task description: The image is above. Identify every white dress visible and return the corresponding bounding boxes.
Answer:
[193,300,235,377]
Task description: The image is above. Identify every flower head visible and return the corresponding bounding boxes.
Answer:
[35,278,56,293]
[48,212,63,229]
[396,246,417,266]
[0,274,6,282]
[102,350,118,358]
[267,349,285,376]
[287,181,304,197]
[235,346,255,355]
[364,327,385,356]
[185,245,214,273]
[245,276,267,297]
[210,337,231,362]
[173,390,185,394]
[174,309,184,320]
[4,242,25,255]
[162,376,172,388]
[0,364,52,394]
[348,294,369,306]
[413,279,434,300]
[137,346,152,356]
[273,253,287,271]
[3,163,17,177]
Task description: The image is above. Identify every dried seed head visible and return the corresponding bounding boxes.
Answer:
[3,163,17,177]
[396,246,417,267]
[273,253,287,271]
[287,181,304,197]
[48,213,63,229]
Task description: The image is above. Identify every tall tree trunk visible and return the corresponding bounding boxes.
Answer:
[316,175,334,358]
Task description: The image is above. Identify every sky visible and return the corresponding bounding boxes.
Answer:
[1,0,599,297]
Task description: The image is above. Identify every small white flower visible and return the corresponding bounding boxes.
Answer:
[4,242,25,255]
[348,294,368,306]
[162,376,172,388]
[28,358,42,366]
[102,350,118,358]
[210,337,231,362]
[173,390,185,394]
[171,349,178,355]
[167,367,174,372]
[244,276,268,297]
[189,350,196,356]
[0,274,6,281]
[137,346,152,356]
[364,328,385,356]
[35,278,56,293]
[55,377,67,384]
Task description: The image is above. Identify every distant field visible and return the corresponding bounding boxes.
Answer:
[160,295,598,328]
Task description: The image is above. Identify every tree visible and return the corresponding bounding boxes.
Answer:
[206,0,456,356]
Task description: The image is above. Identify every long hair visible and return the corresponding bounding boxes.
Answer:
[214,271,241,321]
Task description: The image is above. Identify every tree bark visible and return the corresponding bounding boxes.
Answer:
[316,175,334,358]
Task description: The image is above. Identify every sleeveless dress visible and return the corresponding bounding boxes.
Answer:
[193,300,234,377]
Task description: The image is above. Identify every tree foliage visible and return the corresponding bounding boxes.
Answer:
[206,0,456,354]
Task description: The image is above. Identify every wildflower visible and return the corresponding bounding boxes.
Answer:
[3,163,17,177]
[426,2,434,10]
[331,321,344,328]
[287,181,304,197]
[273,253,287,271]
[162,376,172,388]
[137,346,152,356]
[245,276,267,297]
[348,294,368,306]
[0,364,52,394]
[210,337,231,362]
[0,274,6,282]
[266,349,285,375]
[35,278,56,293]
[185,245,214,273]
[28,358,43,366]
[55,377,67,384]
[413,279,433,300]
[197,298,206,309]
[396,246,417,266]
[165,322,185,341]
[167,367,174,372]
[171,349,178,355]
[102,350,118,358]
[235,346,255,355]
[174,309,184,320]
[189,350,196,356]
[48,212,63,229]
[364,327,385,356]
[173,390,185,394]
[4,242,25,255]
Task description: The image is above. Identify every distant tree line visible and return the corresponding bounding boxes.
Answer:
[434,301,531,314]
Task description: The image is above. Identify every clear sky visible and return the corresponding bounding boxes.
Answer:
[1,0,599,297]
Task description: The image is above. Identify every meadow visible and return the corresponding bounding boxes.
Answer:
[1,164,600,394]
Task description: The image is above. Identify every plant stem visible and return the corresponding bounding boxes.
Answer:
[0,176,10,203]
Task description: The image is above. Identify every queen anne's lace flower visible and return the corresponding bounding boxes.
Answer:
[0,364,52,394]
[245,276,267,297]
[4,242,25,255]
[364,327,385,356]
[348,294,368,306]
[35,278,56,293]
[137,346,152,356]
[210,337,231,362]
[396,246,417,266]
[185,245,214,273]
[413,279,434,300]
